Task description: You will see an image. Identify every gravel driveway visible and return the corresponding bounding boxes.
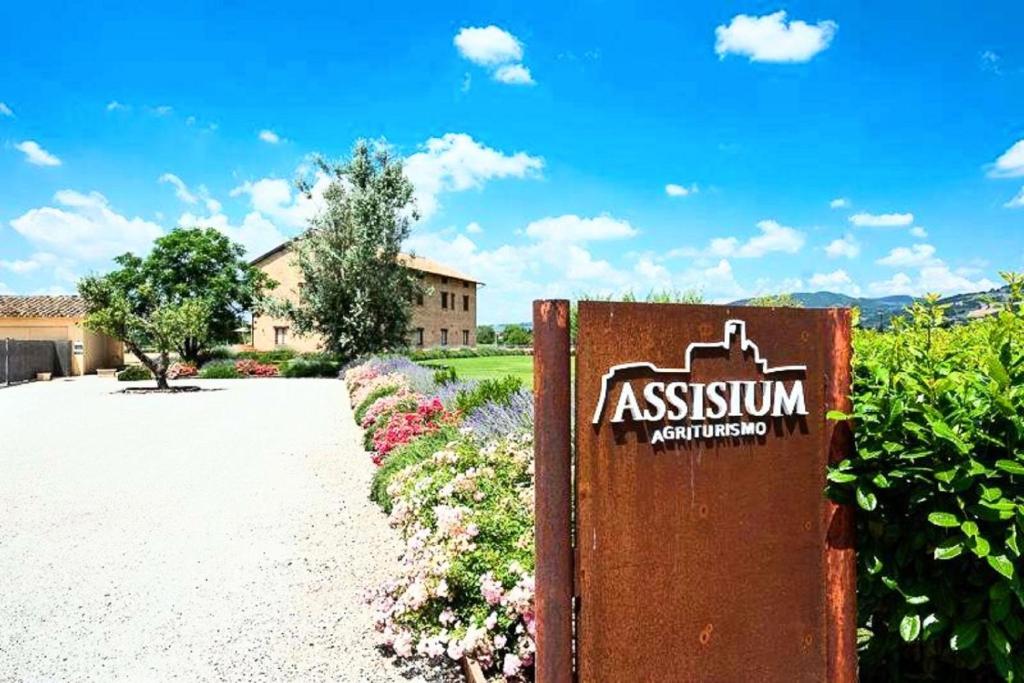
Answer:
[0,377,424,682]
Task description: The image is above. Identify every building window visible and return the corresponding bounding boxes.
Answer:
[274,326,288,346]
[441,277,449,284]
[462,295,469,312]
[441,292,448,309]
[462,329,469,346]
[463,281,469,288]
[415,328,424,346]
[440,329,449,346]
[416,293,423,306]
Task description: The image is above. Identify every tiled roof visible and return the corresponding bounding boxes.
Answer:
[0,295,87,318]
[397,253,481,284]
[251,240,482,284]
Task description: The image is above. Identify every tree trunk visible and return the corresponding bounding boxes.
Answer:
[125,341,168,390]
[155,351,170,390]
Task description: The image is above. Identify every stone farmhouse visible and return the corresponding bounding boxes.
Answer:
[250,241,481,352]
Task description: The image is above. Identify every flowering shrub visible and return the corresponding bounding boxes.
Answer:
[345,356,537,680]
[361,391,420,430]
[234,359,279,377]
[344,362,381,394]
[167,362,198,379]
[370,398,457,465]
[352,372,409,408]
[368,434,536,678]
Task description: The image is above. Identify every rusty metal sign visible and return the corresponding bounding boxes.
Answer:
[534,301,856,682]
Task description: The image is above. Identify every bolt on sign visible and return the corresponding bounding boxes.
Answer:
[533,301,857,683]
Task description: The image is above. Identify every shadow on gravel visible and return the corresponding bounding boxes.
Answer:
[117,386,225,395]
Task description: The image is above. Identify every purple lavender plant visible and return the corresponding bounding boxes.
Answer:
[463,389,534,442]
[432,379,479,409]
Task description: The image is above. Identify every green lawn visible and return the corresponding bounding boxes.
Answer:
[420,355,535,387]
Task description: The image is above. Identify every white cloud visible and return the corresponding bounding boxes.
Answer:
[829,197,850,209]
[0,102,13,117]
[1004,186,1024,209]
[106,101,126,112]
[849,211,914,228]
[454,26,523,66]
[980,50,1002,73]
[0,253,55,275]
[988,139,1024,178]
[151,105,173,116]
[258,129,281,144]
[454,26,536,86]
[404,133,543,220]
[177,210,286,258]
[465,221,483,234]
[876,243,939,268]
[159,173,198,204]
[824,235,859,259]
[809,269,860,296]
[869,272,914,296]
[524,214,637,243]
[159,173,221,212]
[665,183,699,197]
[869,266,998,298]
[715,11,837,63]
[230,173,329,230]
[493,63,535,85]
[909,226,928,238]
[709,219,805,258]
[15,140,62,167]
[10,190,164,261]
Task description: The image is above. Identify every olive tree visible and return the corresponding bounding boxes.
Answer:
[284,140,421,358]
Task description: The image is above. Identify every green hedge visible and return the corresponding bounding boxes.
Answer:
[198,360,242,379]
[405,345,531,361]
[117,365,152,381]
[279,357,341,378]
[828,278,1024,681]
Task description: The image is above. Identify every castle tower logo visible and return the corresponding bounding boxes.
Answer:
[591,319,809,444]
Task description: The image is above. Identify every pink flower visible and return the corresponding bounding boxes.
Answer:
[502,653,522,676]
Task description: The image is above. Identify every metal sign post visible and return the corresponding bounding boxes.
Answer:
[534,301,857,682]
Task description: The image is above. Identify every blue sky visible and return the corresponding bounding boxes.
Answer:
[2,1,1022,323]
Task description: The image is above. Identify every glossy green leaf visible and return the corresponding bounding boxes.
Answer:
[995,459,1024,476]
[950,621,981,651]
[987,554,1015,579]
[934,539,963,560]
[856,487,878,511]
[927,511,960,528]
[899,614,922,642]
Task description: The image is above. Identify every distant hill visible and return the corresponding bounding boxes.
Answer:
[731,286,1011,328]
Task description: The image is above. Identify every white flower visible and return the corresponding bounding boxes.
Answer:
[502,653,522,676]
[446,639,464,660]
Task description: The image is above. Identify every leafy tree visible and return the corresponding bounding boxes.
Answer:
[747,293,805,308]
[140,227,274,363]
[285,140,420,358]
[500,324,532,346]
[477,324,496,345]
[79,259,211,390]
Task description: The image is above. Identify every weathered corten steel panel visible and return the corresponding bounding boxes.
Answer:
[574,302,855,682]
[533,300,574,683]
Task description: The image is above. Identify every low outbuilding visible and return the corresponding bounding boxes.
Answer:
[0,295,123,376]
